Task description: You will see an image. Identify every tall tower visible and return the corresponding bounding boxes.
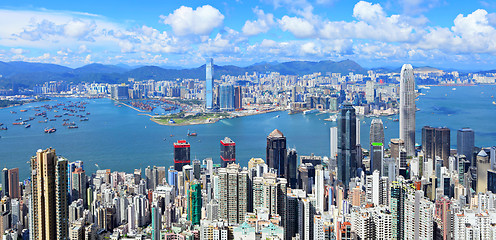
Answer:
[173,140,190,171]
[206,58,214,110]
[457,128,475,164]
[234,86,242,109]
[220,137,236,168]
[8,168,20,199]
[219,84,234,111]
[30,148,68,240]
[1,168,8,198]
[287,148,298,189]
[370,119,385,145]
[266,129,287,178]
[399,64,416,157]
[337,103,357,194]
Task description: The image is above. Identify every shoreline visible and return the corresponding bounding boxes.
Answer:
[147,108,283,126]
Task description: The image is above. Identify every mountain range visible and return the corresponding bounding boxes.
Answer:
[0,59,454,89]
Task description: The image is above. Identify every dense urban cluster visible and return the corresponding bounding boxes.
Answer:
[1,62,496,240]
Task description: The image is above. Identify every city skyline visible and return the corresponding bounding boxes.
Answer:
[0,1,496,69]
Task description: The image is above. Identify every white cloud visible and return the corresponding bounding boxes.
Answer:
[161,5,224,36]
[242,8,275,36]
[278,16,316,38]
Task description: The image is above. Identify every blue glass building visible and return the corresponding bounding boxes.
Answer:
[206,58,214,110]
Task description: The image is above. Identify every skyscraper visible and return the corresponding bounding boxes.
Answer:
[1,168,8,198]
[370,143,384,174]
[337,103,358,194]
[30,148,68,240]
[219,84,234,111]
[330,127,338,159]
[434,127,451,167]
[422,126,435,160]
[8,168,20,199]
[173,140,190,171]
[457,128,475,164]
[369,119,385,145]
[151,205,161,240]
[266,129,287,178]
[220,137,236,168]
[206,58,214,110]
[422,126,451,167]
[287,148,298,189]
[234,86,242,109]
[399,64,416,157]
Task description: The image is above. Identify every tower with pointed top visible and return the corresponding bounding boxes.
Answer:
[400,64,416,157]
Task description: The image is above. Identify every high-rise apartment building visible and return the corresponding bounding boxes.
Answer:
[337,103,358,194]
[252,173,287,227]
[173,140,190,171]
[266,129,287,179]
[370,118,385,145]
[29,148,68,240]
[220,137,236,168]
[218,164,248,224]
[206,58,214,110]
[399,64,416,157]
[457,128,475,164]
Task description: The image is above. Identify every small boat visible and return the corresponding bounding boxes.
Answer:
[0,123,3,126]
[44,128,56,133]
[187,130,197,136]
[20,109,28,112]
[493,101,496,105]
[49,119,56,121]
[169,119,175,124]
[62,119,69,121]
[10,111,16,114]
[275,115,280,118]
[86,112,90,115]
[25,124,31,128]
[393,118,399,122]
[15,118,22,121]
[12,122,24,125]
[38,120,47,123]
[385,126,388,129]
[0,127,7,130]
[80,118,89,121]
[68,126,78,129]
[54,115,62,118]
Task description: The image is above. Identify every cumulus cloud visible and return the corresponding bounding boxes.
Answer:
[242,8,275,36]
[161,5,224,36]
[278,16,316,38]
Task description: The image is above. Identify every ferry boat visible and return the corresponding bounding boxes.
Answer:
[303,109,319,115]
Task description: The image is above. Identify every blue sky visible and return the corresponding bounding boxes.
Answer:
[0,0,496,70]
